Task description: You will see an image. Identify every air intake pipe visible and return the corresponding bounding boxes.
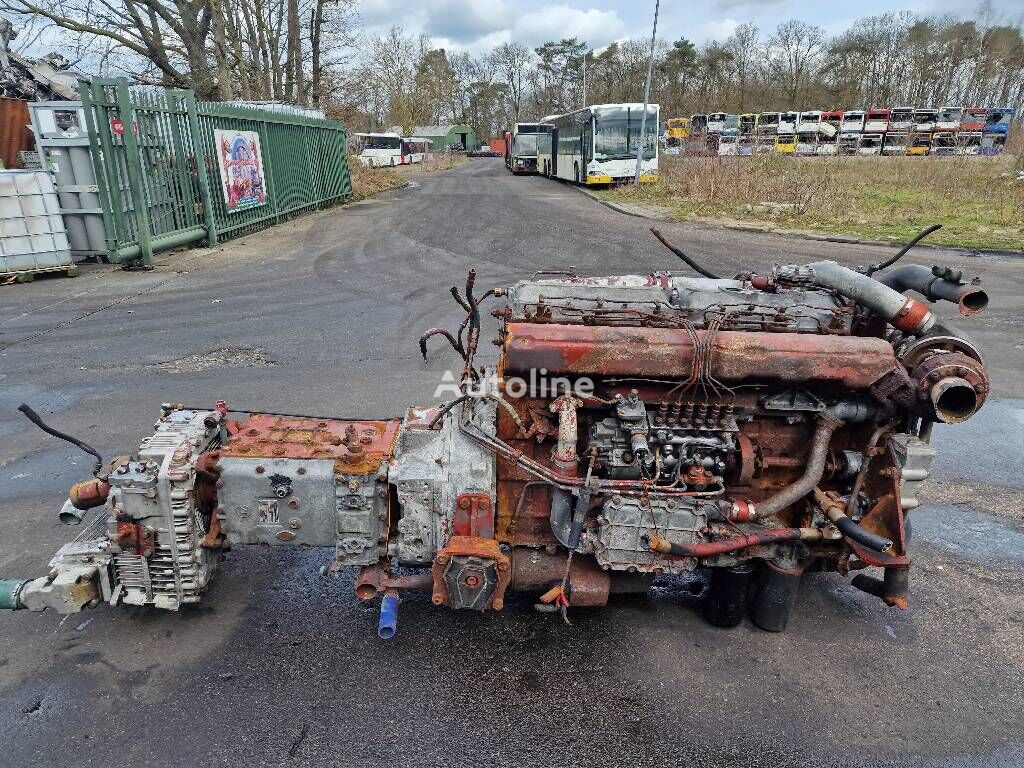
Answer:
[804,261,935,334]
[876,265,987,316]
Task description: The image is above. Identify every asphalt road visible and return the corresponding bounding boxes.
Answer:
[1,158,1023,768]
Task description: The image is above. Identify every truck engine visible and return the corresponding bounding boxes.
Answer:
[1,230,991,636]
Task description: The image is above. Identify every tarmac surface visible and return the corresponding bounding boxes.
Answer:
[1,158,1023,767]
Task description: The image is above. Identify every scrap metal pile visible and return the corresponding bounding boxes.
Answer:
[1,228,990,635]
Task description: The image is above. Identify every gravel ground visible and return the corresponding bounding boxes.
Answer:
[1,158,1022,768]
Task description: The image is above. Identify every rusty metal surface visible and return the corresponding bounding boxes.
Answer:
[431,536,511,610]
[0,97,32,168]
[221,414,400,474]
[503,323,897,387]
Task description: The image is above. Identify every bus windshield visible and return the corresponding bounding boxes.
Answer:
[593,106,658,161]
[514,133,539,156]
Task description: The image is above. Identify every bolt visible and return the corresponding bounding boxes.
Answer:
[256,466,265,474]
[297,467,306,476]
[288,499,299,509]
[289,518,302,529]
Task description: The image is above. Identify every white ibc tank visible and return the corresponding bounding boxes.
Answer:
[0,170,74,279]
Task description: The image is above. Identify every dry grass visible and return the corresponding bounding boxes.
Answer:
[602,153,1024,251]
[347,158,407,201]
[396,152,468,174]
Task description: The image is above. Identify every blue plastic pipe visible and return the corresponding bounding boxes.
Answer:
[378,592,399,639]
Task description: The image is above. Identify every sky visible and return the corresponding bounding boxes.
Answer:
[357,0,1024,54]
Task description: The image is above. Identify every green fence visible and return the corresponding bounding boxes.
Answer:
[80,78,351,265]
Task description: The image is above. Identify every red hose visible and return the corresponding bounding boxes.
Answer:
[646,528,816,557]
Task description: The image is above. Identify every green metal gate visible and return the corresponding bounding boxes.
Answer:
[81,78,352,266]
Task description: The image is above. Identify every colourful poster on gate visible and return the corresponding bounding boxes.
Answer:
[214,129,268,212]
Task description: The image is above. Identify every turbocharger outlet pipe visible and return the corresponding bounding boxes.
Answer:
[807,261,935,334]
[930,376,979,424]
[877,265,988,316]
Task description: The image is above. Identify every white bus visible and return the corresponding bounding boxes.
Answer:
[354,133,432,167]
[508,122,549,174]
[539,103,659,185]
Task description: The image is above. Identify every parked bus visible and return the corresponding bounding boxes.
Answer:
[882,133,908,155]
[822,111,844,133]
[665,117,690,146]
[739,114,758,134]
[757,112,780,135]
[961,108,988,131]
[864,109,891,132]
[353,132,403,167]
[508,122,550,174]
[707,112,728,133]
[857,133,883,155]
[913,108,938,132]
[890,107,915,131]
[816,132,838,155]
[838,132,860,154]
[798,111,822,130]
[936,107,962,130]
[931,131,956,156]
[775,133,796,153]
[718,134,739,155]
[353,133,433,167]
[956,132,982,155]
[543,103,659,184]
[984,108,1014,135]
[795,124,819,155]
[841,110,865,133]
[907,134,932,155]
[690,114,708,134]
[778,111,799,134]
[401,137,432,164]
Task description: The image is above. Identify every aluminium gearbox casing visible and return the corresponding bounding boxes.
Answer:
[217,456,387,565]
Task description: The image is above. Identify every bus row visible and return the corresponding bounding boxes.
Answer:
[666,107,1015,144]
[504,103,660,185]
[690,129,1006,157]
[351,133,433,167]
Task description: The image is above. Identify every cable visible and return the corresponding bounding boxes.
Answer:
[866,224,942,275]
[650,227,721,279]
[17,404,103,478]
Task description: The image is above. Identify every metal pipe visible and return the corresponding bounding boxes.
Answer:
[0,579,28,610]
[756,417,842,517]
[645,527,828,557]
[807,260,934,334]
[877,265,987,316]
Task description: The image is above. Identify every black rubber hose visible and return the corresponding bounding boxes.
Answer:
[464,269,480,334]
[833,516,894,553]
[650,228,721,279]
[18,403,103,478]
[867,224,942,274]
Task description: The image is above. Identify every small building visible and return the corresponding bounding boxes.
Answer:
[413,124,477,151]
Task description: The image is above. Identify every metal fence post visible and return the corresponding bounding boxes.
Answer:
[184,91,218,247]
[114,80,153,266]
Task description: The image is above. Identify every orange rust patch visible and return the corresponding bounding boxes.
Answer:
[220,414,400,475]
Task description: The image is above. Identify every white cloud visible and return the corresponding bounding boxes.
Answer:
[695,18,740,42]
[512,5,628,48]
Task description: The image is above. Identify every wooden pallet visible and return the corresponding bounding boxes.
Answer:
[0,265,79,284]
